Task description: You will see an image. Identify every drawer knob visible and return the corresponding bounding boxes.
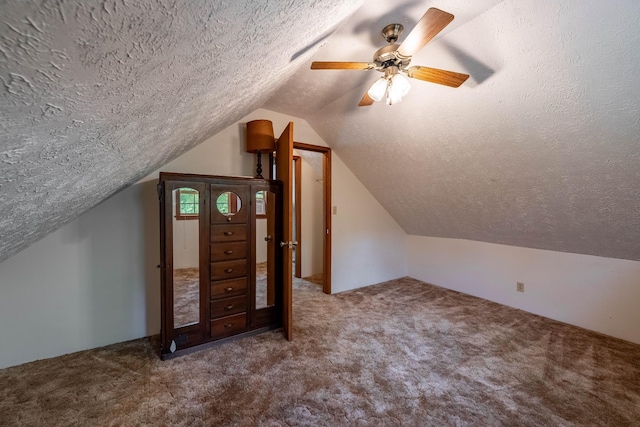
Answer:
[224,323,234,329]
[224,268,234,273]
[224,304,234,310]
[224,250,234,255]
[224,287,234,292]
[223,231,234,236]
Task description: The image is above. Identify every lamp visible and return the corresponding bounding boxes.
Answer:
[246,120,276,179]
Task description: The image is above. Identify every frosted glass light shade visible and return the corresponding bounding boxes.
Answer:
[367,78,388,101]
[387,90,403,105]
[390,73,411,98]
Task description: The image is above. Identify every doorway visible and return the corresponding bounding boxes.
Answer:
[270,140,331,295]
[292,142,331,295]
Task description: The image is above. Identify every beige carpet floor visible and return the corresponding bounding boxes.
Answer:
[302,273,323,287]
[173,268,200,327]
[1,277,639,426]
[256,261,269,309]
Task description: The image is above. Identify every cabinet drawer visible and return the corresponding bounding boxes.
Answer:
[210,277,247,300]
[211,242,247,262]
[210,295,247,319]
[211,225,246,243]
[210,313,247,339]
[210,260,247,281]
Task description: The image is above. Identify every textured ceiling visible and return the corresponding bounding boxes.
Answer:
[2,0,639,265]
[0,0,364,263]
[266,0,640,261]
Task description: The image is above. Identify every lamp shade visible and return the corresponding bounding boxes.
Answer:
[390,73,411,97]
[246,120,275,153]
[368,77,388,102]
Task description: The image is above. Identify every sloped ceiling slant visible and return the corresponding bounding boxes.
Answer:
[0,0,365,263]
[268,0,640,261]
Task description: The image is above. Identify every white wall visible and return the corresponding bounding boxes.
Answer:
[0,181,159,369]
[330,152,408,293]
[0,108,407,369]
[297,153,324,278]
[408,236,640,345]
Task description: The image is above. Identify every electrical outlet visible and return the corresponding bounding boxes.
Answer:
[517,282,525,293]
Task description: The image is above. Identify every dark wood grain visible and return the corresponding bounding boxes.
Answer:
[210,224,247,242]
[210,313,247,339]
[276,123,294,341]
[211,242,247,262]
[210,277,247,300]
[160,173,284,357]
[210,260,247,281]
[210,295,247,319]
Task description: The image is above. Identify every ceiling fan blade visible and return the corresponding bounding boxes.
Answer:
[358,91,375,107]
[311,62,375,70]
[406,66,469,88]
[397,8,454,58]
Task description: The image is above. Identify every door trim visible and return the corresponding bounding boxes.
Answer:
[293,156,302,279]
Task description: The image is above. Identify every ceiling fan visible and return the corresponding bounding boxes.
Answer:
[310,8,469,106]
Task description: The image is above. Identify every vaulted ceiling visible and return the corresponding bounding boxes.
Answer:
[0,0,364,262]
[1,0,639,263]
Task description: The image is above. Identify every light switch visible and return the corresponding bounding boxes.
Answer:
[332,206,338,214]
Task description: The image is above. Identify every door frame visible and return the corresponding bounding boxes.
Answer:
[293,155,302,279]
[293,142,332,295]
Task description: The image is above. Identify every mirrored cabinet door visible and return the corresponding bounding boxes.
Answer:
[255,190,276,310]
[160,179,207,354]
[172,186,202,329]
[251,182,282,329]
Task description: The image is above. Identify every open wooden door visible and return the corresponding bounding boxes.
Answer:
[275,122,294,340]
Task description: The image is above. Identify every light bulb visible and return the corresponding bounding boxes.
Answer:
[389,73,411,98]
[367,77,388,102]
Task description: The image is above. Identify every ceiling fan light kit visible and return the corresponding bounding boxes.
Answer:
[388,73,411,104]
[368,68,412,104]
[310,8,470,107]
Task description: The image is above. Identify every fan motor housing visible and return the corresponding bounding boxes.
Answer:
[373,44,411,70]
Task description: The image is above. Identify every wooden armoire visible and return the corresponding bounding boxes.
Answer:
[158,172,282,359]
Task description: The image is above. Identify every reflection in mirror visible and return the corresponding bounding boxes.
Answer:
[216,191,242,216]
[172,187,200,328]
[256,190,276,309]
